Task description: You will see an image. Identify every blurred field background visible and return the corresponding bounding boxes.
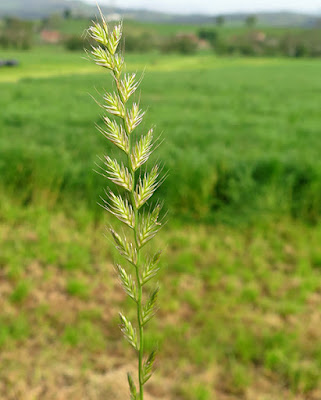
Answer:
[1,2,321,399]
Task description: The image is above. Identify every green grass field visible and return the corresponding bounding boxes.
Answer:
[1,48,321,222]
[0,46,321,399]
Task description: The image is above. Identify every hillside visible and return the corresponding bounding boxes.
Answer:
[0,0,90,18]
[0,0,319,27]
[220,12,320,28]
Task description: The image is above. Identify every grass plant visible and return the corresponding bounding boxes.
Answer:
[87,11,163,399]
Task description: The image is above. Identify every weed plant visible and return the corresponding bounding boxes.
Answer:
[87,11,163,399]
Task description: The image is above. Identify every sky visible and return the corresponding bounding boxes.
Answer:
[85,0,321,15]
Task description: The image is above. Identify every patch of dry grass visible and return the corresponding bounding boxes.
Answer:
[1,198,321,399]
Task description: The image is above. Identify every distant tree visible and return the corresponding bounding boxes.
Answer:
[216,15,225,26]
[198,28,219,46]
[121,32,156,53]
[41,17,49,30]
[64,8,72,19]
[0,18,34,49]
[246,15,257,27]
[161,34,198,55]
[46,13,63,29]
[64,34,95,51]
[280,34,310,58]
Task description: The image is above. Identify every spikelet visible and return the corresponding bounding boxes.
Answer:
[119,73,140,103]
[130,129,154,171]
[103,156,133,191]
[100,116,129,153]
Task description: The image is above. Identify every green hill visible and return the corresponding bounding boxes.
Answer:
[0,0,320,28]
[0,0,91,18]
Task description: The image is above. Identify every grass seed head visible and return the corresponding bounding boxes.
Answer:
[88,10,163,399]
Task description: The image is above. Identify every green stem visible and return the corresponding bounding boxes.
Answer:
[135,243,144,400]
[130,139,144,400]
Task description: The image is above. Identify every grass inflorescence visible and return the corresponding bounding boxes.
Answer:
[87,10,163,399]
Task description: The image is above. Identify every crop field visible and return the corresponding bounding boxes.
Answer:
[1,49,321,222]
[0,47,321,399]
[56,17,310,38]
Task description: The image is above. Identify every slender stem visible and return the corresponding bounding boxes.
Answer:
[129,134,144,400]
[130,137,144,400]
[113,70,144,400]
[135,234,144,400]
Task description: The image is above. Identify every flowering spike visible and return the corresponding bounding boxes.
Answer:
[88,11,163,400]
